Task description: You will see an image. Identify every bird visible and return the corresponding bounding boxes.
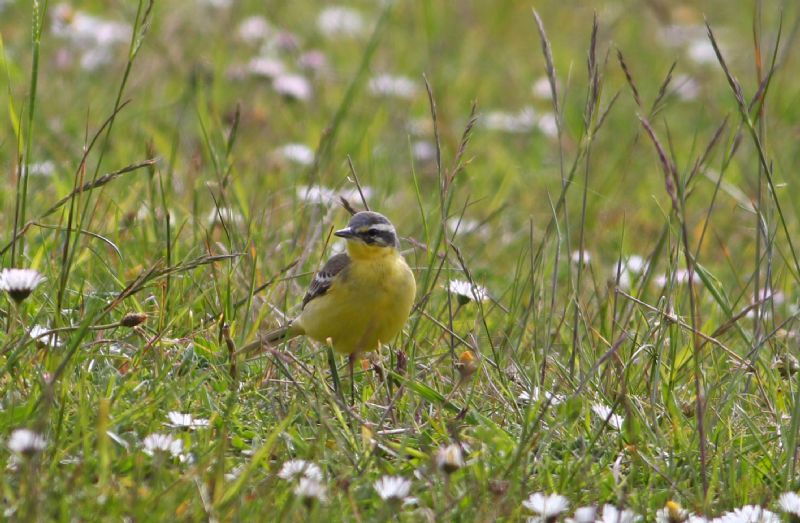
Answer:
[243,211,416,388]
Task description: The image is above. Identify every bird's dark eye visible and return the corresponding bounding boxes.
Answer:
[367,229,378,236]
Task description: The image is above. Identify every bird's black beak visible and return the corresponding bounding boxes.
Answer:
[334,227,355,239]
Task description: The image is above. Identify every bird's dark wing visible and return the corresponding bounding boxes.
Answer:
[302,252,350,309]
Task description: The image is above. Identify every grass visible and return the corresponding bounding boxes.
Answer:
[2,0,800,520]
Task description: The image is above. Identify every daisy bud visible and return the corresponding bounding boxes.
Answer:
[120,312,147,328]
[435,443,464,475]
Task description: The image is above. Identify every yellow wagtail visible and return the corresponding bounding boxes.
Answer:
[246,211,416,373]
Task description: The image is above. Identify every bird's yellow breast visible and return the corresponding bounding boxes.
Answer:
[296,247,416,354]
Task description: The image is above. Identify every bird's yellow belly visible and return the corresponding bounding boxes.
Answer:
[296,256,415,354]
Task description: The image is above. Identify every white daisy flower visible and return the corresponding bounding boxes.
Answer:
[274,144,315,166]
[373,475,412,503]
[8,429,46,455]
[247,56,286,79]
[599,504,641,523]
[237,16,272,43]
[446,217,482,236]
[278,459,323,482]
[142,433,183,458]
[532,76,555,101]
[624,255,647,273]
[483,107,537,133]
[778,492,800,519]
[368,74,418,99]
[673,74,701,101]
[522,492,569,521]
[166,412,209,430]
[29,325,63,348]
[28,160,56,177]
[412,141,436,163]
[317,6,365,38]
[198,0,232,8]
[718,506,780,523]
[446,279,490,304]
[592,403,625,431]
[566,506,597,523]
[435,444,464,474]
[687,39,717,65]
[537,112,558,138]
[298,50,328,74]
[51,6,131,47]
[273,74,312,101]
[517,387,565,406]
[206,207,244,227]
[294,477,328,503]
[295,185,372,206]
[654,268,701,288]
[0,268,46,303]
[571,250,591,265]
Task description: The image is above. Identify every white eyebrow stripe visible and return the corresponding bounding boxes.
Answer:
[368,223,396,232]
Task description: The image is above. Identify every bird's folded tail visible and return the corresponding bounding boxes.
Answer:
[235,323,303,357]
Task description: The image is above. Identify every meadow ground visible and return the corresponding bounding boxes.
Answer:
[2,0,800,521]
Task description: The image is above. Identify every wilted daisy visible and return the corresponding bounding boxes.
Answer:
[0,269,46,303]
[278,459,323,482]
[274,143,315,166]
[656,501,690,523]
[592,403,625,431]
[8,429,46,456]
[373,475,412,503]
[166,412,209,430]
[598,504,641,523]
[522,492,569,522]
[317,6,365,38]
[718,506,780,523]
[779,493,800,521]
[142,433,183,458]
[446,279,490,305]
[273,74,312,101]
[368,74,418,99]
[294,477,328,504]
[435,443,464,475]
[237,16,272,43]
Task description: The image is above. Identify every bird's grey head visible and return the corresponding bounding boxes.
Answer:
[334,211,400,248]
